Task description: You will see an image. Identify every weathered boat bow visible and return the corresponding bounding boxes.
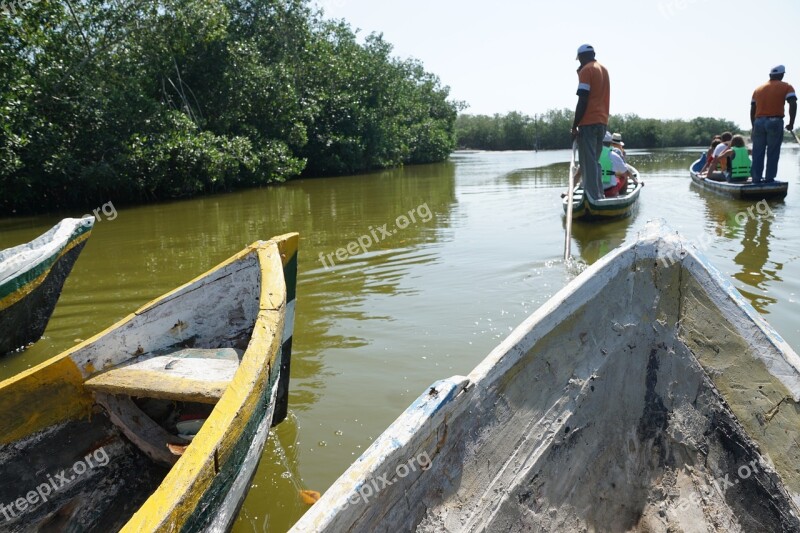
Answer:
[0,217,95,354]
[292,221,800,532]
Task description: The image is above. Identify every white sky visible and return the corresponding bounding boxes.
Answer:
[315,0,799,129]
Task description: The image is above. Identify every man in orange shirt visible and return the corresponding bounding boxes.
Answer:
[571,44,610,200]
[750,65,797,182]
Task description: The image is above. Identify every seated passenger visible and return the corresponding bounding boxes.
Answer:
[705,131,733,180]
[599,132,631,197]
[700,136,722,174]
[599,132,617,194]
[606,147,632,197]
[718,135,752,183]
[611,132,626,159]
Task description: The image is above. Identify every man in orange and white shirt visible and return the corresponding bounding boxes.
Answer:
[750,65,797,182]
[571,44,610,200]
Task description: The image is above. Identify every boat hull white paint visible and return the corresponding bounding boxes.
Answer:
[291,221,800,532]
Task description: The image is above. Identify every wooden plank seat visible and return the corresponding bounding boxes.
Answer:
[95,392,187,466]
[84,347,242,404]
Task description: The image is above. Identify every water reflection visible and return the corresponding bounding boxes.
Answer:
[557,205,640,264]
[3,148,798,533]
[692,191,784,314]
[568,219,635,264]
[0,162,457,381]
[503,163,574,189]
[237,414,307,533]
[630,149,704,176]
[733,212,781,313]
[289,162,456,412]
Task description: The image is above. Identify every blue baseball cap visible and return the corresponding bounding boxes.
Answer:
[576,44,594,59]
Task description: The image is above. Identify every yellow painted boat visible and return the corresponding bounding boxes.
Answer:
[0,233,298,531]
[0,217,95,355]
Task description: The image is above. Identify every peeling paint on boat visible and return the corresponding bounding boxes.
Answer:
[0,217,95,354]
[0,233,299,531]
[291,221,800,533]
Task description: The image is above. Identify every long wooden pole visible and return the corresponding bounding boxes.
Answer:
[564,140,578,261]
[791,129,800,146]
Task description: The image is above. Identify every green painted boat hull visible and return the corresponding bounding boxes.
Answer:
[0,218,94,355]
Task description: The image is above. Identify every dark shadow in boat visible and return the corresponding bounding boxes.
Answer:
[0,412,167,531]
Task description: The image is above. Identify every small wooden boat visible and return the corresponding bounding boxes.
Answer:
[562,165,643,220]
[291,222,800,533]
[0,217,94,355]
[690,153,789,199]
[0,233,298,531]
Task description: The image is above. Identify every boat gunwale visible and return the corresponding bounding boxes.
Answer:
[116,234,296,531]
[0,233,298,531]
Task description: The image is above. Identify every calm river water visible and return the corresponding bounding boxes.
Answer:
[1,147,799,531]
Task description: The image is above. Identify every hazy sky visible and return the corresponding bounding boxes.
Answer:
[315,0,799,129]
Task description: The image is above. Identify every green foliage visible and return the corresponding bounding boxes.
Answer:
[0,0,459,213]
[299,27,459,175]
[457,111,742,151]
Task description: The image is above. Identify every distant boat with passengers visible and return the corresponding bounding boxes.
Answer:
[563,166,643,220]
[689,153,788,200]
[563,132,644,221]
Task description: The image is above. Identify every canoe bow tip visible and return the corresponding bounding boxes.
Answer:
[639,219,684,246]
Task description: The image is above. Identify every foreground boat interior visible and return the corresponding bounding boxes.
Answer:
[0,234,298,531]
[292,222,800,532]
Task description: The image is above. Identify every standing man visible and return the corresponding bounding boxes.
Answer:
[750,65,796,183]
[571,44,610,200]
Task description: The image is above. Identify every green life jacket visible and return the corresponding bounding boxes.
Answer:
[730,146,751,180]
[599,146,615,185]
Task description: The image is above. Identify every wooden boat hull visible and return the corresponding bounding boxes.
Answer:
[291,222,800,532]
[0,218,94,354]
[0,234,298,531]
[562,166,643,221]
[690,155,789,199]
